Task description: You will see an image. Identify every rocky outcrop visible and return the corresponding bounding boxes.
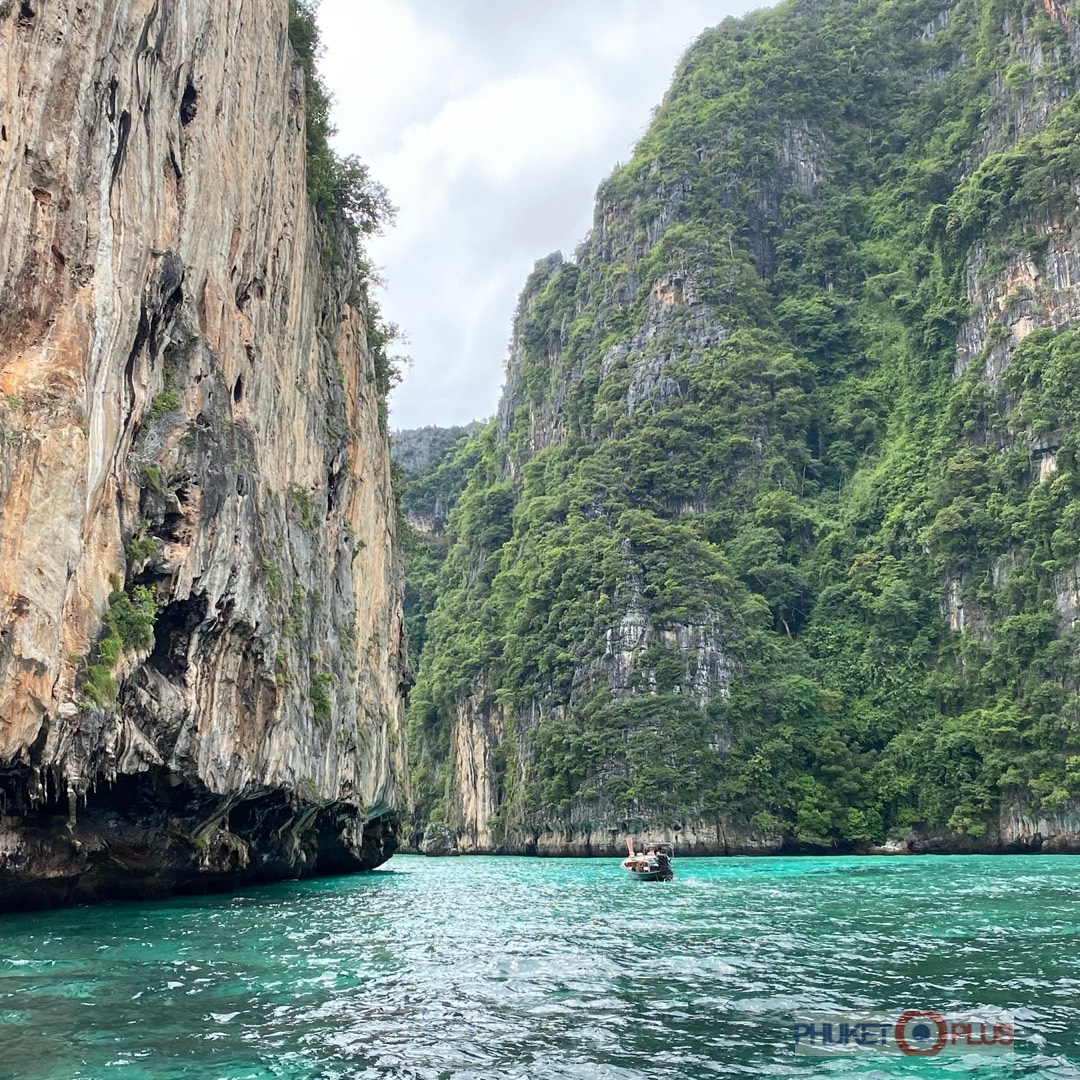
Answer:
[870,802,1080,855]
[393,423,482,535]
[0,0,407,908]
[410,103,772,857]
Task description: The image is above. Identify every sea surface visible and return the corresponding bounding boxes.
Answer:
[0,853,1078,1079]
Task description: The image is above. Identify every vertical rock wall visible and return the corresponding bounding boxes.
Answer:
[0,0,408,908]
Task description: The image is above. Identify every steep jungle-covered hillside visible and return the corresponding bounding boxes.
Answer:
[394,424,485,673]
[406,0,1080,855]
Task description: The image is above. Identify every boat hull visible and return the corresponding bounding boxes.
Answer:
[625,868,674,881]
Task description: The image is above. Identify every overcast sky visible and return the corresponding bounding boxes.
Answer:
[319,0,761,430]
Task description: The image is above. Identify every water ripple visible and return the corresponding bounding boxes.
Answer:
[0,855,1078,1078]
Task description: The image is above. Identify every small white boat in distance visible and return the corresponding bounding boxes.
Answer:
[622,836,674,881]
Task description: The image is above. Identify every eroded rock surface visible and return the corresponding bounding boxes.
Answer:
[0,0,407,908]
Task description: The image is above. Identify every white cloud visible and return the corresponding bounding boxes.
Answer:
[319,0,455,144]
[400,65,611,187]
[589,20,647,63]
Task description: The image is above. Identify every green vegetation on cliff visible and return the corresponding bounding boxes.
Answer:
[394,425,486,670]
[288,0,394,236]
[405,0,1080,849]
[287,0,402,421]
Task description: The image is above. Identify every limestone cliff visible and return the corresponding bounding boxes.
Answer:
[0,0,408,908]
[407,0,1080,858]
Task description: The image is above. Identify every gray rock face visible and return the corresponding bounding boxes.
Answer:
[417,822,457,856]
[869,801,1080,855]
[0,0,407,908]
[601,604,735,708]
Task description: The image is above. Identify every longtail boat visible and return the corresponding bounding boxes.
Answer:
[621,835,674,881]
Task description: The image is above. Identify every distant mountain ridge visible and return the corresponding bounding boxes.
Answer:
[392,423,483,479]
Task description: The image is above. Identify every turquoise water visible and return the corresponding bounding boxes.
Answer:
[1,854,1078,1079]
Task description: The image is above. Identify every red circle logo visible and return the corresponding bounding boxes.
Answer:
[894,1010,948,1056]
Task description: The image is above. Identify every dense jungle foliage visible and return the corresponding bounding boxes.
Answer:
[403,0,1080,847]
[394,425,486,668]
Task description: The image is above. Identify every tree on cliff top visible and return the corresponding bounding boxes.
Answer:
[288,0,395,237]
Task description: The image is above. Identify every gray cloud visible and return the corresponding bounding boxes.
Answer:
[318,0,758,428]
